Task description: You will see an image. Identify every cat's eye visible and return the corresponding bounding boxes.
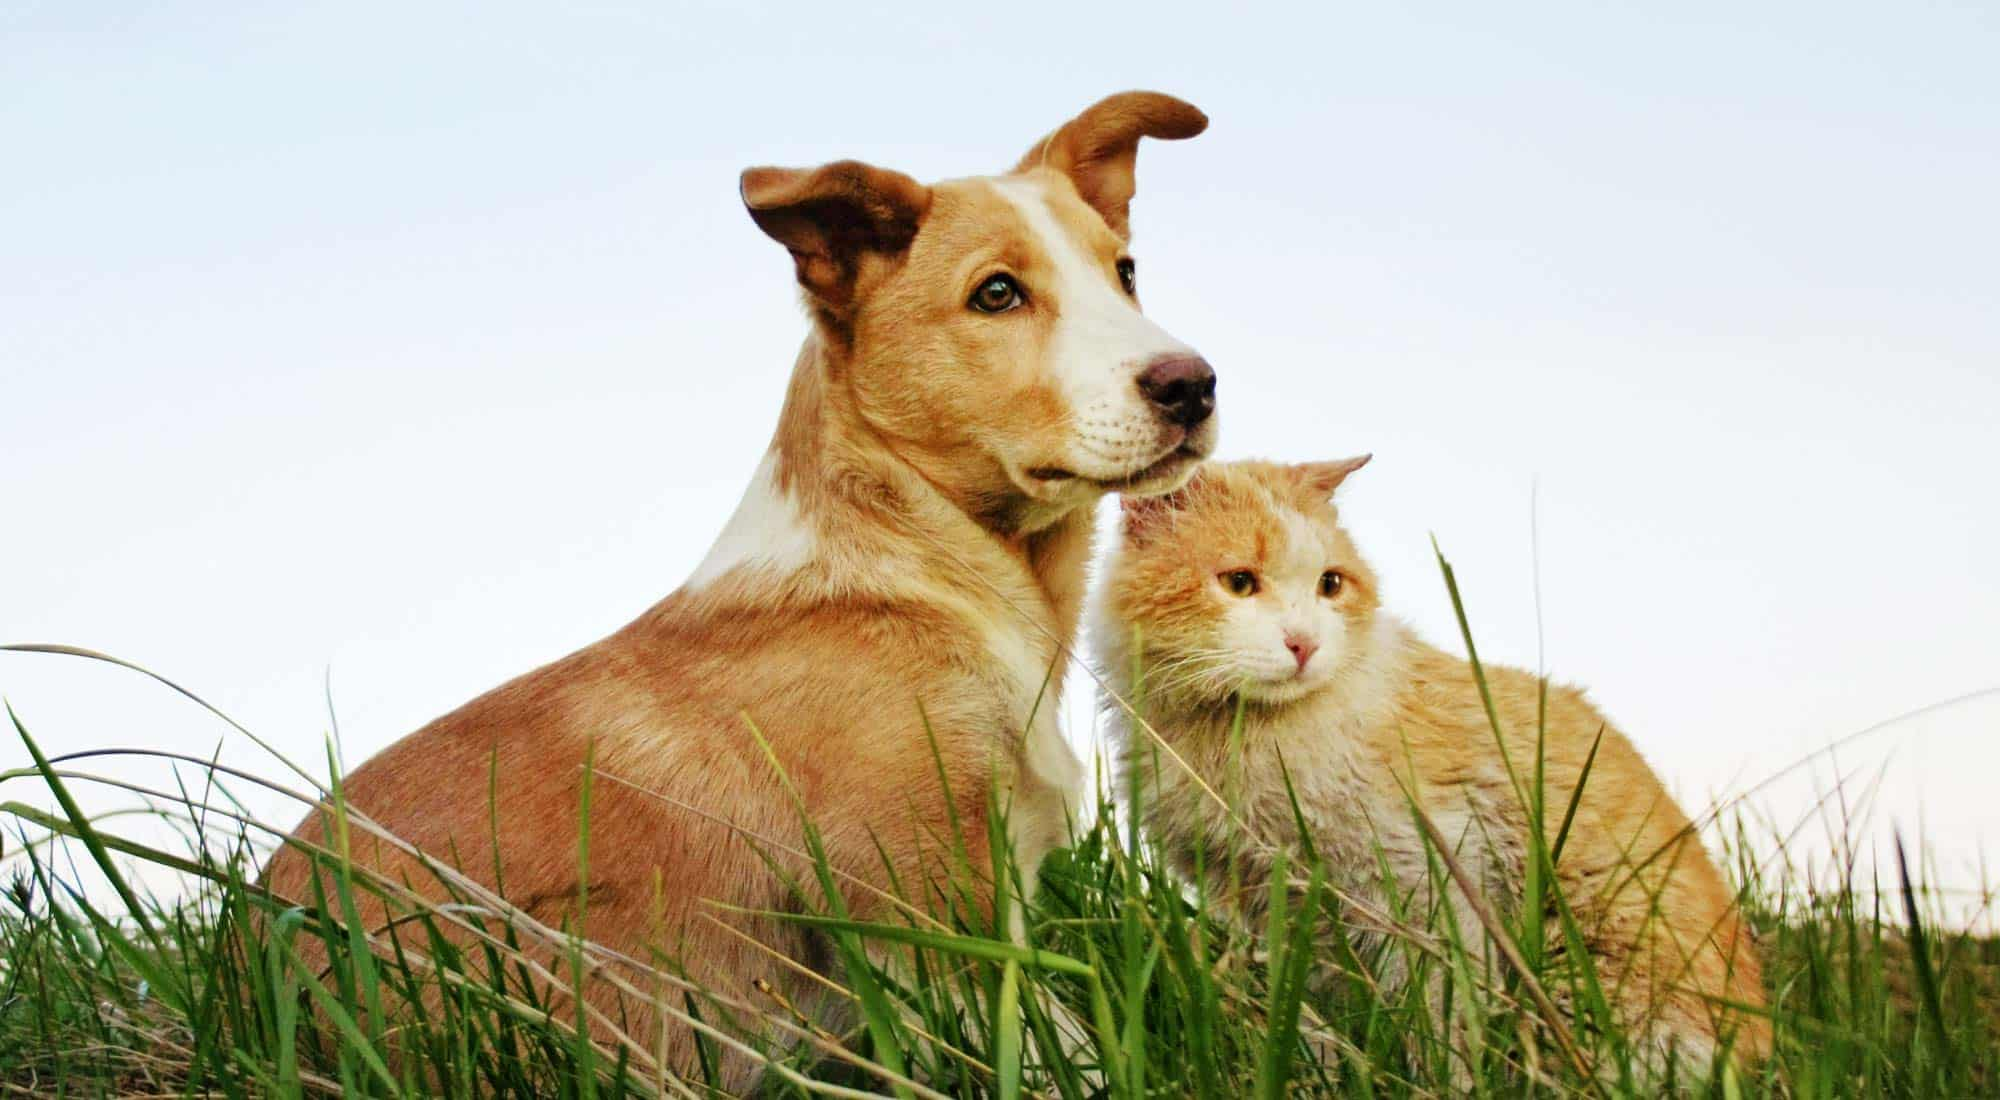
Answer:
[1319,570,1344,598]
[970,274,1024,313]
[1219,569,1260,597]
[1115,257,1137,296]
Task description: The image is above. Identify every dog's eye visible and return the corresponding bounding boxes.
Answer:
[1319,570,1344,598]
[1219,569,1259,597]
[970,274,1024,313]
[1116,257,1137,296]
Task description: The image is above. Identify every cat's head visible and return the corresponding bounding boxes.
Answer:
[1101,457,1378,707]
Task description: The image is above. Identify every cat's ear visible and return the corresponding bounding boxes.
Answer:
[1119,480,1196,541]
[1294,454,1372,499]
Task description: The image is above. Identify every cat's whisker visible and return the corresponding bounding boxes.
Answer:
[1110,650,1245,704]
[1128,659,1244,705]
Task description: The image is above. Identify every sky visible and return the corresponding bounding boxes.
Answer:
[3,2,1996,921]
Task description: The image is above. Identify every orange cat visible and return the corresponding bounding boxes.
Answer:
[1092,458,1770,1075]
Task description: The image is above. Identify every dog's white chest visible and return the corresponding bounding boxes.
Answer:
[977,620,1084,886]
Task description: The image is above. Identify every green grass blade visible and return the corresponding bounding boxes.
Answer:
[993,957,1024,1100]
[1255,861,1324,1100]
[272,931,407,1097]
[1549,724,1605,869]
[8,710,162,943]
[737,906,1093,978]
[1893,830,1950,1063]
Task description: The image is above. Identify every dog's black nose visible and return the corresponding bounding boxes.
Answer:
[1137,355,1216,429]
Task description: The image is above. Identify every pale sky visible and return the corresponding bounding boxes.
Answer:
[4,3,1996,919]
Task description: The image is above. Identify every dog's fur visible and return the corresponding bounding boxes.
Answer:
[261,92,1214,1089]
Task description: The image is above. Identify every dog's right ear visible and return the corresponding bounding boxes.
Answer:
[1014,91,1208,238]
[740,160,932,318]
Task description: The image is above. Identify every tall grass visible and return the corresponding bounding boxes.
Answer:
[2,577,1995,1097]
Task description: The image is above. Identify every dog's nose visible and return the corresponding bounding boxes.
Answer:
[1137,355,1216,429]
[1285,633,1318,672]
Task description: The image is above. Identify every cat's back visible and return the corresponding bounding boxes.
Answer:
[1387,641,1724,903]
[1388,642,1663,798]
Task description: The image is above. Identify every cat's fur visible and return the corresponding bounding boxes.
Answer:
[1092,458,1770,1075]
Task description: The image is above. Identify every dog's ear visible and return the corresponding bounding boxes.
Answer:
[1014,91,1207,237]
[741,160,932,317]
[1293,455,1372,500]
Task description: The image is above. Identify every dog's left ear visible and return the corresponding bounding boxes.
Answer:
[741,160,932,318]
[1014,91,1207,237]
[1294,455,1372,499]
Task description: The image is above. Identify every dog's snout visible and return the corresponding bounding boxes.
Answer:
[1136,356,1216,429]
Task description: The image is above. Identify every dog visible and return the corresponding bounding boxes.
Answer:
[262,91,1217,1089]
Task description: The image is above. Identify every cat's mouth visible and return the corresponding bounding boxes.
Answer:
[1234,668,1328,705]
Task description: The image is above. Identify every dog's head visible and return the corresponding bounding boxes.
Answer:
[742,91,1217,531]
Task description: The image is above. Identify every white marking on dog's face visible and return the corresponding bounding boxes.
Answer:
[989,178,1214,490]
[683,451,816,590]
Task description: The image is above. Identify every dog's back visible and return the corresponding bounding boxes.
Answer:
[264,588,1002,1083]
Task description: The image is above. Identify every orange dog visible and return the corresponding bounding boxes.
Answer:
[264,91,1216,1088]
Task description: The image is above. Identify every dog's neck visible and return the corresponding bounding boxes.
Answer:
[682,333,1095,681]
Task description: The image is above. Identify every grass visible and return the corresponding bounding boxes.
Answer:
[2,570,1996,1098]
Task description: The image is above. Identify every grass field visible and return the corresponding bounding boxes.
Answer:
[2,590,1995,1097]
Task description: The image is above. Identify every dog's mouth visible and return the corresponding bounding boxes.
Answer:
[1027,441,1203,492]
[1097,442,1205,490]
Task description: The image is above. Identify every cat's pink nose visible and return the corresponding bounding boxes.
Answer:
[1284,634,1318,672]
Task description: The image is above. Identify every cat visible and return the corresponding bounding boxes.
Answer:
[1091,457,1771,1077]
